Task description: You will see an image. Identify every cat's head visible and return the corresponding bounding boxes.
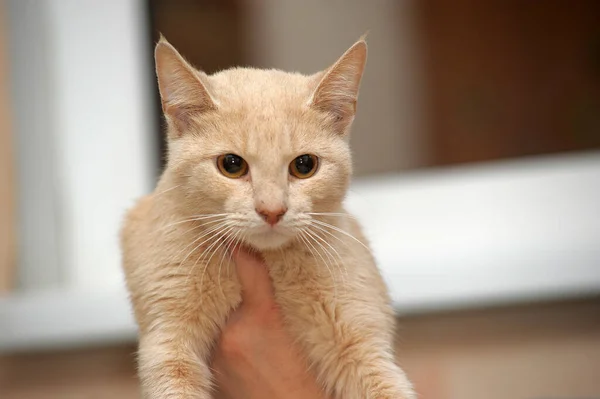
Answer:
[156,36,367,251]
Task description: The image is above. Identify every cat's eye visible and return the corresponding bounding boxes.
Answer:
[289,154,318,179]
[217,154,248,178]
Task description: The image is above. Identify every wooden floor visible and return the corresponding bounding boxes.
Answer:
[1,298,599,399]
[397,298,600,399]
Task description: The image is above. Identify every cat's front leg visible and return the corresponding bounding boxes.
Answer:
[321,338,414,399]
[298,300,415,399]
[136,284,239,399]
[138,325,216,399]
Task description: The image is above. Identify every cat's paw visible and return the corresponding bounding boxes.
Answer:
[373,390,416,399]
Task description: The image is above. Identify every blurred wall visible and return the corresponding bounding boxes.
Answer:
[6,0,156,291]
[416,0,600,165]
[0,0,16,293]
[6,0,63,290]
[243,0,429,175]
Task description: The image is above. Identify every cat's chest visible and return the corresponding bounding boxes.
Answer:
[263,249,338,303]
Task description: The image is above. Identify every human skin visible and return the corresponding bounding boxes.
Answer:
[212,248,327,399]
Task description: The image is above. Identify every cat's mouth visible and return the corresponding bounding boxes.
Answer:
[244,224,296,250]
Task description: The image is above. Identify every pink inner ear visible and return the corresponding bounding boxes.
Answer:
[155,40,216,133]
[163,103,205,133]
[158,69,215,117]
[310,40,367,126]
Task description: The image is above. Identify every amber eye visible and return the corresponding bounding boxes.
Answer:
[217,154,248,178]
[289,154,318,179]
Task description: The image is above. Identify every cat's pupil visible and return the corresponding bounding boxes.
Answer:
[295,155,314,175]
[223,154,243,173]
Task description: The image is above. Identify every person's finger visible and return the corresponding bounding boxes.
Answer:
[232,247,274,308]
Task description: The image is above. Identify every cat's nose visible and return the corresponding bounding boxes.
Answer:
[256,206,287,226]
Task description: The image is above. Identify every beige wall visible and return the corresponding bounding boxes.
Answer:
[243,0,428,175]
[0,0,16,293]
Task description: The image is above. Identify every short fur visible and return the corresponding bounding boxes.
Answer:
[121,36,415,399]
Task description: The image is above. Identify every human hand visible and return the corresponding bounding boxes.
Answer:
[212,248,327,399]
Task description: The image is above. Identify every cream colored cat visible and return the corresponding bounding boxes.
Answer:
[121,36,415,399]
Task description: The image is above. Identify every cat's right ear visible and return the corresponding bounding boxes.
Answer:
[155,36,216,136]
[309,38,367,135]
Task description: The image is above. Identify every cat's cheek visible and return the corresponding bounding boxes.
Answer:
[302,173,347,211]
[222,186,254,214]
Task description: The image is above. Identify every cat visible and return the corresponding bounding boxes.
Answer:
[120,35,415,399]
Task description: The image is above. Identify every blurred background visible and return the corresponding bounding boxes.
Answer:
[1,0,600,398]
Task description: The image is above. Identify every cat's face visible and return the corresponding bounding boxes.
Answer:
[156,38,366,250]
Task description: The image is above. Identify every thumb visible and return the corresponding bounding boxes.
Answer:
[232,247,274,308]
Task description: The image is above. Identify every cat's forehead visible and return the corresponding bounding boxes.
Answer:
[208,68,318,111]
[201,67,331,158]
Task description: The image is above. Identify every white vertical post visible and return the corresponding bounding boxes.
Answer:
[7,0,63,290]
[45,0,157,291]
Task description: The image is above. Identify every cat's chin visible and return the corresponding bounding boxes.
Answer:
[244,231,294,251]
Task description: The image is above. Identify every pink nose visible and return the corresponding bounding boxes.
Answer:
[256,207,287,226]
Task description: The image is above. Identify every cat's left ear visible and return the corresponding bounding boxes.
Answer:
[155,36,217,136]
[309,38,367,134]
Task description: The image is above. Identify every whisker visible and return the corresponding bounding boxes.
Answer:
[161,214,229,230]
[306,226,348,290]
[227,231,245,279]
[171,220,235,280]
[173,220,234,268]
[304,228,347,293]
[304,228,338,275]
[154,184,181,197]
[202,227,237,275]
[162,217,228,241]
[308,222,351,250]
[296,232,320,277]
[299,229,337,300]
[193,225,238,296]
[308,222,358,285]
[183,226,231,294]
[216,228,242,299]
[307,212,357,220]
[311,219,370,251]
